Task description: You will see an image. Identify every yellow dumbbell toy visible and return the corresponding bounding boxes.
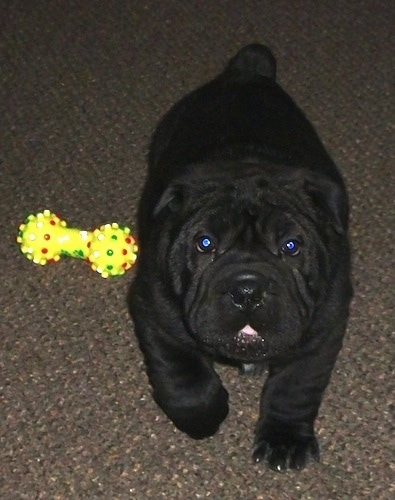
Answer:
[17,210,138,278]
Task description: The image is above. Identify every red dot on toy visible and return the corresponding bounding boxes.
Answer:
[42,248,48,254]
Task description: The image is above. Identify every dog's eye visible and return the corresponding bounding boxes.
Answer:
[281,239,301,256]
[196,235,216,253]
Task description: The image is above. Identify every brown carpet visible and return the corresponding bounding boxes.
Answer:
[1,1,393,498]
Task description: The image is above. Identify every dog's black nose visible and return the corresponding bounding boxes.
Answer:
[229,275,264,311]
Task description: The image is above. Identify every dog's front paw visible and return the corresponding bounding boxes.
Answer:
[253,420,319,472]
[158,385,229,440]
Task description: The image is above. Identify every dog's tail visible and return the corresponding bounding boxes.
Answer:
[222,44,276,81]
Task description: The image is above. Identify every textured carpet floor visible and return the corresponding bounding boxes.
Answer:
[1,1,394,498]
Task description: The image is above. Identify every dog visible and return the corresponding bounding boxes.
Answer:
[128,44,352,471]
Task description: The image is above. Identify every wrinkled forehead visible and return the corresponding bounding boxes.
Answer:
[194,183,303,237]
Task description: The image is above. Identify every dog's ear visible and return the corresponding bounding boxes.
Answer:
[304,173,349,234]
[153,174,219,218]
[153,184,184,217]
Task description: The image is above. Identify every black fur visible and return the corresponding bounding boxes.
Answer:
[128,44,352,471]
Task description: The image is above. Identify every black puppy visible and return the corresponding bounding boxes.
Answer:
[129,44,352,471]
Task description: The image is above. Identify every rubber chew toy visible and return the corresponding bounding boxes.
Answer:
[17,210,138,278]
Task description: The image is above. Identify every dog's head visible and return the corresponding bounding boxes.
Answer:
[150,162,348,362]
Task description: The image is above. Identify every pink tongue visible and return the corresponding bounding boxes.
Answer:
[240,325,258,336]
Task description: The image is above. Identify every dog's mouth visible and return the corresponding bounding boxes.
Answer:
[196,323,268,362]
[230,324,267,361]
[236,324,261,341]
[236,323,266,348]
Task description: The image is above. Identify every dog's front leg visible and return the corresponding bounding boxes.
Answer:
[142,326,229,440]
[130,292,229,439]
[253,333,344,471]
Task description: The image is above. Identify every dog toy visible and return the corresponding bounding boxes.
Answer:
[17,210,138,278]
